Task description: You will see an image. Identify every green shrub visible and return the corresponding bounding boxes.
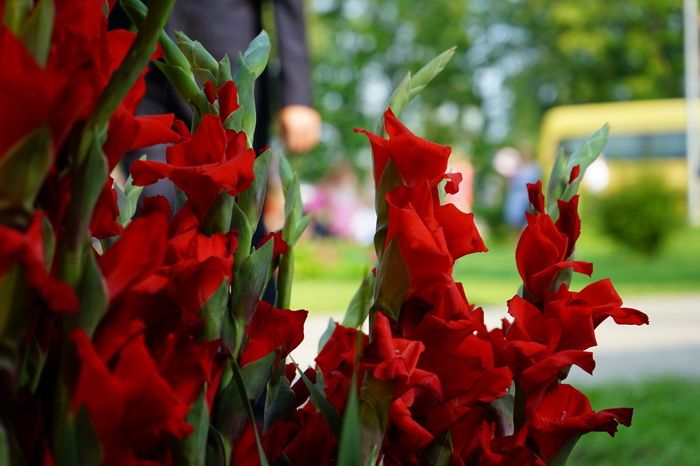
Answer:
[594,174,684,256]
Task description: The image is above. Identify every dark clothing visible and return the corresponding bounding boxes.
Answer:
[140,0,313,150]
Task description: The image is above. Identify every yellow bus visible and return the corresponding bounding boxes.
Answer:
[537,99,689,192]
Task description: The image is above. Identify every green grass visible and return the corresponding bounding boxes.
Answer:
[290,227,700,314]
[570,378,700,466]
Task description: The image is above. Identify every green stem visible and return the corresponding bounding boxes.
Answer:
[275,248,294,310]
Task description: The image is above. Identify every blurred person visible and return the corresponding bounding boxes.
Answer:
[110,0,322,207]
[493,147,541,229]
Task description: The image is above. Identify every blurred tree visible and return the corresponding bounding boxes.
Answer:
[469,0,684,150]
[294,0,484,181]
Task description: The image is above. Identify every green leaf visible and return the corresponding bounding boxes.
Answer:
[357,375,392,464]
[342,271,375,328]
[18,339,47,393]
[0,126,52,226]
[217,55,233,83]
[231,201,254,270]
[317,319,336,353]
[71,246,108,336]
[382,46,456,128]
[117,174,144,227]
[338,373,361,466]
[240,31,271,79]
[230,239,274,322]
[546,148,568,217]
[3,0,31,33]
[202,192,235,235]
[225,31,270,143]
[490,388,515,437]
[213,352,276,444]
[372,239,409,321]
[294,363,343,438]
[549,434,582,466]
[264,364,296,431]
[201,279,229,341]
[154,61,207,115]
[206,425,230,466]
[238,150,272,228]
[561,124,609,201]
[425,432,453,466]
[42,214,56,269]
[229,358,270,466]
[55,406,103,466]
[174,390,209,466]
[175,30,219,80]
[18,0,53,66]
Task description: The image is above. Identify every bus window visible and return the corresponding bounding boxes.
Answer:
[561,132,686,160]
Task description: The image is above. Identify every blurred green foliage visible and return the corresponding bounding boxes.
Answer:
[296,0,683,180]
[594,173,685,256]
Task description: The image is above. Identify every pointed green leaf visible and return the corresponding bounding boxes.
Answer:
[264,365,296,431]
[175,390,209,466]
[342,271,375,328]
[154,61,206,114]
[3,0,31,33]
[71,246,108,336]
[175,30,219,79]
[18,339,47,393]
[229,358,270,466]
[241,31,271,78]
[546,148,568,217]
[230,239,274,322]
[206,425,230,466]
[217,55,233,84]
[294,363,343,438]
[0,126,52,225]
[373,239,409,321]
[338,373,361,466]
[42,214,55,269]
[561,124,609,201]
[231,201,254,269]
[382,46,456,128]
[425,432,453,466]
[317,319,336,353]
[238,150,271,228]
[18,0,53,66]
[202,192,235,235]
[201,279,229,341]
[213,352,276,444]
[357,375,392,464]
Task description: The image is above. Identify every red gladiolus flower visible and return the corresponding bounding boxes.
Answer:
[240,302,308,366]
[204,80,240,122]
[90,179,123,239]
[131,114,256,218]
[315,324,368,379]
[355,108,451,187]
[515,211,592,303]
[0,212,77,312]
[529,384,632,462]
[72,326,193,466]
[257,230,290,259]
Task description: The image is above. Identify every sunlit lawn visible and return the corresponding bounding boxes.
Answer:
[571,378,700,466]
[291,227,700,314]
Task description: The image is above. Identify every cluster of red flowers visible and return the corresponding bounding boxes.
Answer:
[0,2,648,465]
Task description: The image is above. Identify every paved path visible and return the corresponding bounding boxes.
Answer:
[290,294,700,384]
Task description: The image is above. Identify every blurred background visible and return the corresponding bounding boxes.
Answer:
[258,1,699,464]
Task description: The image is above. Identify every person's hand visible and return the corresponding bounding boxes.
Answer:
[277,105,321,154]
